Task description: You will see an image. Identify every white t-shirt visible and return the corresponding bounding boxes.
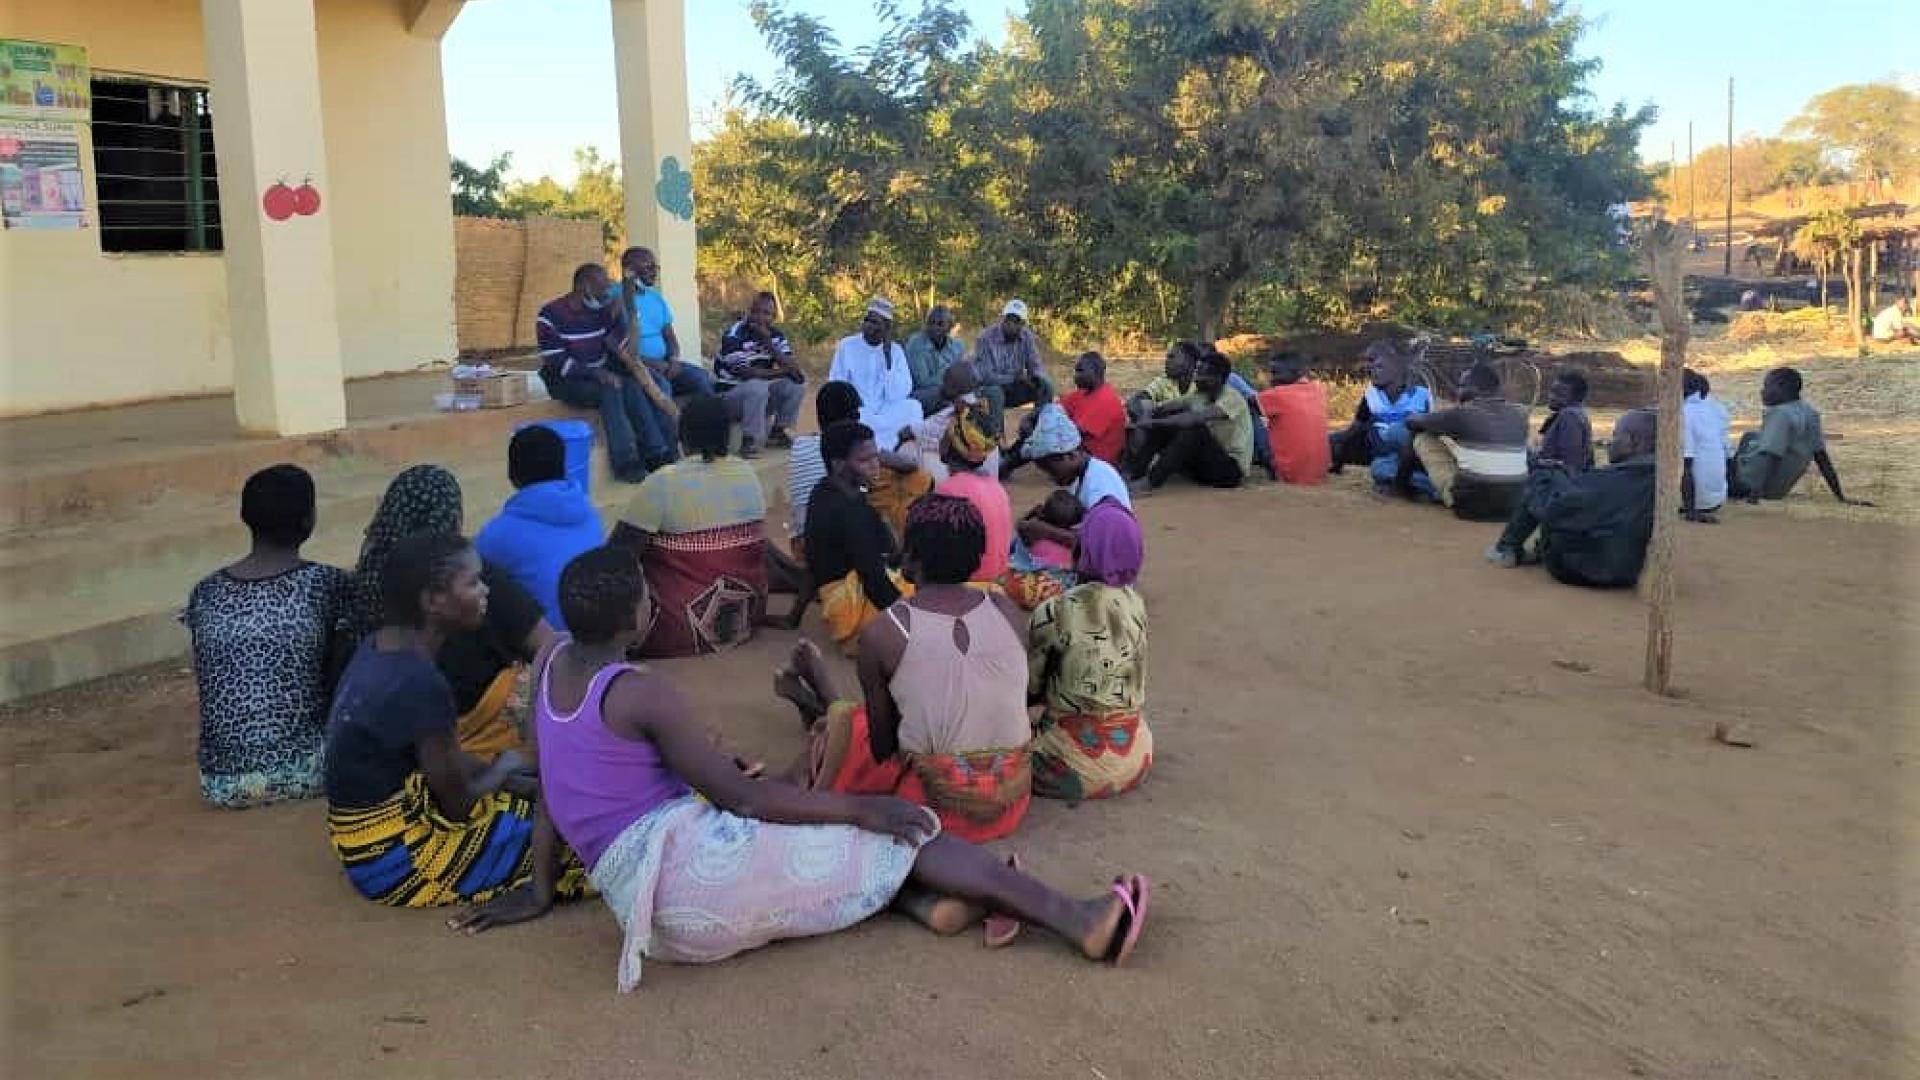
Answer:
[1681,393,1731,511]
[828,334,923,438]
[1872,304,1908,342]
[785,433,827,538]
[1074,456,1133,511]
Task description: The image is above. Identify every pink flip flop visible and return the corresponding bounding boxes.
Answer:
[984,854,1025,948]
[1105,874,1152,967]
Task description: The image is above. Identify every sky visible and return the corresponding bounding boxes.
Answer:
[441,0,1914,184]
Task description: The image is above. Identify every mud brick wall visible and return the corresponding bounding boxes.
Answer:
[453,216,604,352]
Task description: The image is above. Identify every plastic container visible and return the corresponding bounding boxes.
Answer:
[435,392,483,412]
[517,418,595,495]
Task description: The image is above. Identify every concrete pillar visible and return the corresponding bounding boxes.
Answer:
[610,0,701,352]
[201,0,347,435]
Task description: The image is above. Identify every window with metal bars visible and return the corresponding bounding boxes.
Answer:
[90,77,222,253]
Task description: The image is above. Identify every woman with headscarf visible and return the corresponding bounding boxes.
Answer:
[1026,501,1152,801]
[932,400,1013,584]
[339,465,554,759]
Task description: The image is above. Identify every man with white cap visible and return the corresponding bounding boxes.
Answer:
[972,298,1054,436]
[828,298,925,444]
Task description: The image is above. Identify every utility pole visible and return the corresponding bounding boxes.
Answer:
[1688,121,1696,241]
[1669,142,1678,213]
[1724,77,1734,276]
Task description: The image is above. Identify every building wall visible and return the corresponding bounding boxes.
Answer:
[0,0,458,416]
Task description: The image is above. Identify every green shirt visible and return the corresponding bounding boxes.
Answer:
[1184,388,1253,474]
[1736,399,1824,499]
[904,331,967,394]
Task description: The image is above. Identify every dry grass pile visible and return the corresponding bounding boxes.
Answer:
[1728,307,1849,344]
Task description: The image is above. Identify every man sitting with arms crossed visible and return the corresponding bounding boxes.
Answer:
[716,291,807,459]
[1487,409,1659,588]
[1130,350,1253,492]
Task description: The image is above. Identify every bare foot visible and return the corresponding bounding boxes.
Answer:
[790,638,839,704]
[773,666,823,725]
[1076,876,1150,964]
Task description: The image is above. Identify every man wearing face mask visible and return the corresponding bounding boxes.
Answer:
[611,246,715,401]
[536,263,673,483]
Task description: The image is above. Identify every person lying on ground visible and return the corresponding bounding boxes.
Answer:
[447,545,1152,988]
[972,299,1054,436]
[1028,500,1153,802]
[325,531,592,908]
[341,465,554,759]
[906,304,968,415]
[805,421,913,654]
[184,463,351,809]
[778,496,1034,844]
[537,262,674,483]
[1130,350,1253,493]
[1006,351,1127,478]
[1485,409,1658,588]
[1255,351,1331,486]
[932,403,1014,584]
[1680,368,1730,523]
[715,290,805,458]
[1327,341,1432,491]
[1728,366,1871,507]
[1401,363,1529,519]
[613,245,714,399]
[474,424,604,631]
[611,396,775,658]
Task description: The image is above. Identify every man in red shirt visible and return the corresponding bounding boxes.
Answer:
[1254,351,1331,485]
[1002,351,1128,477]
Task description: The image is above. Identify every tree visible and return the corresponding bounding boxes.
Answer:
[450,152,514,217]
[1790,207,1861,322]
[502,148,626,250]
[1788,82,1920,188]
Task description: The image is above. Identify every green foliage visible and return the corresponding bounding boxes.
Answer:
[692,0,1653,342]
[1788,81,1920,185]
[450,152,513,217]
[449,149,626,252]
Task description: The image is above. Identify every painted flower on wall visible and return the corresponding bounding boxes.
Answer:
[655,156,694,222]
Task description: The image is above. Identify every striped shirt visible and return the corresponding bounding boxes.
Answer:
[784,433,828,539]
[535,295,628,381]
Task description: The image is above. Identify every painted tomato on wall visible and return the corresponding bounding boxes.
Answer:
[291,182,321,216]
[262,182,296,221]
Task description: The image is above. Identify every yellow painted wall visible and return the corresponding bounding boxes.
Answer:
[0,0,457,416]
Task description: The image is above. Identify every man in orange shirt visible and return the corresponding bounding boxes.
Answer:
[1255,351,1331,485]
[1004,351,1128,476]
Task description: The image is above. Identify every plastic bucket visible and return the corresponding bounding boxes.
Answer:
[516,418,596,496]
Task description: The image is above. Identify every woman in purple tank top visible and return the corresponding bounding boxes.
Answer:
[448,546,1154,992]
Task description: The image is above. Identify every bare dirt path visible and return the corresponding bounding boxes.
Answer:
[4,476,1915,1079]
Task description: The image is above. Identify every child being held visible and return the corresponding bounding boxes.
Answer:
[1027,490,1083,570]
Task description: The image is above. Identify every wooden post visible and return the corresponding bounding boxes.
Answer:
[1724,77,1734,277]
[1642,220,1688,696]
[1849,247,1866,348]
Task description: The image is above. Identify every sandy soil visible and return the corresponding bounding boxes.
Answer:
[3,467,1916,1080]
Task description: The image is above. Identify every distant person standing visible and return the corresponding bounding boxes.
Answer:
[972,299,1054,435]
[1680,369,1730,522]
[716,291,806,458]
[537,263,673,483]
[614,246,715,399]
[905,305,968,414]
[1729,367,1870,506]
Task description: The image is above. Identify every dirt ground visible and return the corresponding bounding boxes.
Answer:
[4,456,1916,1078]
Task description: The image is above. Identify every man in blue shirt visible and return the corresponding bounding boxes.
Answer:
[612,246,715,402]
[474,425,605,629]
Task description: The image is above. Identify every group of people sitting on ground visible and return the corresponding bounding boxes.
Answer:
[536,249,805,483]
[183,297,1166,981]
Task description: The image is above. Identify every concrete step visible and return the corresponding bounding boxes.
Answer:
[0,427,793,704]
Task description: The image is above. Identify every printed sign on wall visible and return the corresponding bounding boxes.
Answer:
[0,40,90,121]
[1,120,88,229]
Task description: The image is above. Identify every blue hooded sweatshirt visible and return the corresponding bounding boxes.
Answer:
[473,479,605,630]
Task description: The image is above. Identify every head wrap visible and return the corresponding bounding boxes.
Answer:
[1023,403,1082,459]
[940,403,997,468]
[1075,499,1144,588]
[865,297,895,321]
[342,464,464,644]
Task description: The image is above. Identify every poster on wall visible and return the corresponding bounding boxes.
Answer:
[0,120,88,229]
[0,40,89,121]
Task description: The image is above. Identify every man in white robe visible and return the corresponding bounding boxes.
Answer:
[828,298,924,446]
